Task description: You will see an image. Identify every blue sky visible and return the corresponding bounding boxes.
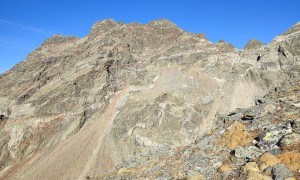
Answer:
[1,0,300,74]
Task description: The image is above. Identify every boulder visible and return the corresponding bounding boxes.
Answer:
[291,118,300,129]
[221,122,253,149]
[272,163,293,180]
[256,123,292,154]
[243,162,272,180]
[277,152,300,171]
[234,146,262,159]
[279,133,300,147]
[219,164,232,172]
[258,153,280,170]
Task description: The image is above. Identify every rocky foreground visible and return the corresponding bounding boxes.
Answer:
[0,19,299,179]
[96,80,300,179]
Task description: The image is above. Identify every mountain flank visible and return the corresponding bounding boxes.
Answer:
[0,19,299,179]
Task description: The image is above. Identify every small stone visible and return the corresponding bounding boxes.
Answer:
[263,166,273,175]
[235,146,262,159]
[244,162,272,180]
[267,146,281,155]
[258,153,280,170]
[219,164,232,172]
[272,163,293,180]
[244,162,260,173]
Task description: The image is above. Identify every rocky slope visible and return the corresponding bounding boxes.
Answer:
[96,79,300,179]
[0,19,299,179]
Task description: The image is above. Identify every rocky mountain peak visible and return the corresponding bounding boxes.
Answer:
[195,33,207,40]
[90,19,122,35]
[282,21,300,36]
[0,20,299,180]
[273,21,300,43]
[41,34,79,46]
[215,40,236,51]
[244,39,264,50]
[147,19,180,30]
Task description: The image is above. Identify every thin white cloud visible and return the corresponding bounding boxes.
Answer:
[0,19,53,35]
[0,44,32,51]
[0,35,37,51]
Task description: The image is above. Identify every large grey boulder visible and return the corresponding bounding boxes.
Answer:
[272,163,293,180]
[256,123,292,154]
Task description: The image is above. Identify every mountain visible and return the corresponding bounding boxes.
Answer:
[0,19,299,179]
[96,79,300,180]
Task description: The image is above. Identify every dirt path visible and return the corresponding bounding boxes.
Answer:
[2,87,129,180]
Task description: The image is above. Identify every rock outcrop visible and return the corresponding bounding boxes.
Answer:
[244,39,264,50]
[96,78,300,179]
[0,19,299,179]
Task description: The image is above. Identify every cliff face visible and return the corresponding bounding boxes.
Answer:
[0,19,299,179]
[96,80,300,179]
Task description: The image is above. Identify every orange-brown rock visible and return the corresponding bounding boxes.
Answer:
[219,164,232,172]
[277,152,300,171]
[221,122,253,149]
[243,162,272,180]
[285,178,296,180]
[188,174,205,180]
[258,153,280,170]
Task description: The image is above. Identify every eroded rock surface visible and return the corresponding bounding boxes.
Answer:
[0,19,299,179]
[96,76,300,180]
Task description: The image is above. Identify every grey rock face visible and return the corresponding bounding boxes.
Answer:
[148,143,175,157]
[292,118,300,129]
[0,19,299,179]
[234,146,262,159]
[272,163,293,180]
[257,123,292,154]
[280,133,300,147]
[94,72,300,179]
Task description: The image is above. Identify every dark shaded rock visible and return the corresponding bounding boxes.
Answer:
[267,146,281,155]
[278,46,287,57]
[257,55,261,61]
[0,115,6,121]
[291,118,300,129]
[241,115,255,121]
[255,98,266,105]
